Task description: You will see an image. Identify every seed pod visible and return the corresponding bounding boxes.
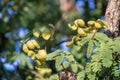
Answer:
[87,21,95,26]
[27,51,36,59]
[38,68,52,76]
[33,28,41,38]
[35,60,42,66]
[68,24,77,31]
[42,32,51,40]
[66,39,74,47]
[77,27,87,36]
[26,40,35,49]
[22,44,29,53]
[74,19,85,27]
[31,40,40,49]
[94,22,102,29]
[35,66,43,70]
[36,49,47,60]
[96,19,108,28]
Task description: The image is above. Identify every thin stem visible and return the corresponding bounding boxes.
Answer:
[53,39,71,48]
[26,69,44,80]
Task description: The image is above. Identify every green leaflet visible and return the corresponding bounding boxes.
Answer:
[112,37,120,54]
[46,50,61,60]
[95,32,110,42]
[55,54,64,71]
[77,70,85,80]
[87,40,94,58]
[26,59,33,69]
[48,74,58,80]
[102,58,112,68]
[99,43,113,68]
[87,72,96,80]
[78,33,93,46]
[63,61,70,69]
[112,62,120,77]
[91,62,101,72]
[66,55,75,62]
[19,54,27,69]
[70,62,78,73]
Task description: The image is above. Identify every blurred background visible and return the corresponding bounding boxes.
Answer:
[0,0,108,80]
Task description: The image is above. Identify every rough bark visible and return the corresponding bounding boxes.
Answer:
[58,70,77,80]
[105,0,120,37]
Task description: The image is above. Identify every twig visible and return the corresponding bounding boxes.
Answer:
[53,39,71,48]
[26,69,44,80]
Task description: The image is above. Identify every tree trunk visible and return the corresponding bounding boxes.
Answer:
[105,0,120,37]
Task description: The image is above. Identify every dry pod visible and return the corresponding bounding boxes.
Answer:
[77,27,87,36]
[22,44,29,53]
[26,40,35,49]
[42,32,51,40]
[96,19,108,28]
[74,19,85,27]
[31,40,40,49]
[87,21,95,26]
[33,28,41,38]
[36,49,47,60]
[27,50,36,59]
[94,22,102,29]
[68,24,77,31]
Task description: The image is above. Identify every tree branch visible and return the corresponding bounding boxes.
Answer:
[105,0,120,37]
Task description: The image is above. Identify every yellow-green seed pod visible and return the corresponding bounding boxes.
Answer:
[74,36,82,41]
[66,41,74,47]
[74,19,85,27]
[31,40,40,49]
[22,44,29,53]
[27,51,36,59]
[36,49,47,60]
[68,24,77,31]
[96,19,108,28]
[35,65,42,70]
[87,21,95,26]
[33,28,41,38]
[35,60,46,67]
[42,32,51,40]
[94,22,102,29]
[35,60,42,66]
[38,68,52,76]
[77,27,87,36]
[83,27,91,33]
[26,40,35,49]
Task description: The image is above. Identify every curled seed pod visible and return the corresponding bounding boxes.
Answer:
[68,24,77,31]
[66,41,74,47]
[87,21,95,26]
[27,51,36,59]
[74,36,82,42]
[33,28,41,38]
[96,19,108,28]
[22,44,29,53]
[83,27,91,33]
[26,40,35,49]
[74,19,85,27]
[36,49,47,60]
[77,27,87,36]
[42,32,51,40]
[31,40,40,49]
[94,22,102,29]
